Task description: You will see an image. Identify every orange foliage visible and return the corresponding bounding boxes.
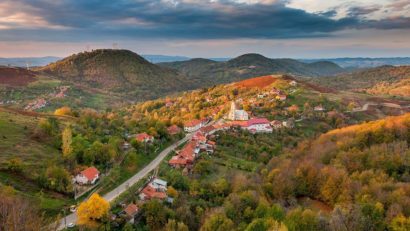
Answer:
[234,75,280,89]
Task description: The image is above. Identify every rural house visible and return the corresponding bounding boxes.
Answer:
[135,133,154,143]
[75,167,100,185]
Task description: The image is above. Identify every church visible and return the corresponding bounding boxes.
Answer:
[227,101,249,121]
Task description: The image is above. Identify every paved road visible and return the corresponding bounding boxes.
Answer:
[57,133,193,230]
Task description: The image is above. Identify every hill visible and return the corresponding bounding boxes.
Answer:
[301,57,410,68]
[0,66,37,86]
[311,65,410,97]
[39,49,197,100]
[159,53,345,85]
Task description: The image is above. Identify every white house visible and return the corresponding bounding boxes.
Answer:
[75,167,100,185]
[244,118,273,133]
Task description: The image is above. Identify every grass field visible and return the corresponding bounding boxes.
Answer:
[0,109,72,215]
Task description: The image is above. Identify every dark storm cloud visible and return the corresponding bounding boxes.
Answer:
[0,0,409,42]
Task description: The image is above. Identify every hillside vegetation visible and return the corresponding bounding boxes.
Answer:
[0,66,37,86]
[312,65,410,97]
[39,49,197,100]
[159,53,344,86]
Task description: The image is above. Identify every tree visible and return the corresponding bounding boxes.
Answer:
[165,219,189,231]
[200,213,234,231]
[77,193,110,228]
[62,125,73,158]
[142,200,169,230]
[54,106,72,116]
[0,187,56,231]
[390,215,410,231]
[246,218,288,231]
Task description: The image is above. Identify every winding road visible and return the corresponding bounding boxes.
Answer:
[57,133,194,230]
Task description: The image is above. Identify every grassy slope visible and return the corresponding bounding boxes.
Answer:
[0,109,72,215]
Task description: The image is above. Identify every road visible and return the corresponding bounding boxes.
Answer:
[57,133,193,230]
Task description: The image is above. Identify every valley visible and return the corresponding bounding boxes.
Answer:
[0,50,410,231]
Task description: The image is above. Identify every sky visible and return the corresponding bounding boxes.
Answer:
[0,0,409,58]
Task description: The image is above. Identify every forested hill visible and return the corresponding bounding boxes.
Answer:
[38,49,197,100]
[159,53,345,86]
[311,65,410,97]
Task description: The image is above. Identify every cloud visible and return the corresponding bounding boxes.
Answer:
[0,0,408,42]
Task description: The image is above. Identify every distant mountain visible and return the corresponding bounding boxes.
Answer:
[311,65,410,97]
[301,57,410,68]
[159,53,344,85]
[142,55,191,63]
[142,54,229,63]
[39,49,197,100]
[0,56,61,67]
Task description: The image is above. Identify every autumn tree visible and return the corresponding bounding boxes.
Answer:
[77,193,110,228]
[54,106,72,116]
[200,213,234,231]
[165,219,189,231]
[62,125,73,158]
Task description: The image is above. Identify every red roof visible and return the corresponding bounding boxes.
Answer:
[184,119,202,128]
[135,132,153,142]
[141,185,167,200]
[230,121,248,127]
[124,204,139,217]
[167,125,181,135]
[247,118,270,126]
[168,141,197,166]
[199,125,215,134]
[81,167,99,181]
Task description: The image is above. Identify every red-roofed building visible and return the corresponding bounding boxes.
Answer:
[169,141,198,168]
[75,167,100,185]
[135,133,154,143]
[199,125,216,135]
[184,119,204,132]
[139,185,167,201]
[245,118,273,133]
[123,203,139,223]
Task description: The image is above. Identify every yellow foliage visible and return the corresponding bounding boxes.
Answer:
[77,193,110,228]
[167,186,179,198]
[54,106,72,116]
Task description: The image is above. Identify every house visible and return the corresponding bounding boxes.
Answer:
[123,203,139,224]
[150,178,167,191]
[276,95,287,101]
[270,120,282,129]
[314,105,325,111]
[169,141,198,168]
[227,101,249,121]
[167,125,181,135]
[135,133,154,143]
[244,118,273,133]
[184,119,203,132]
[139,185,167,201]
[199,125,216,135]
[290,80,297,87]
[75,167,100,185]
